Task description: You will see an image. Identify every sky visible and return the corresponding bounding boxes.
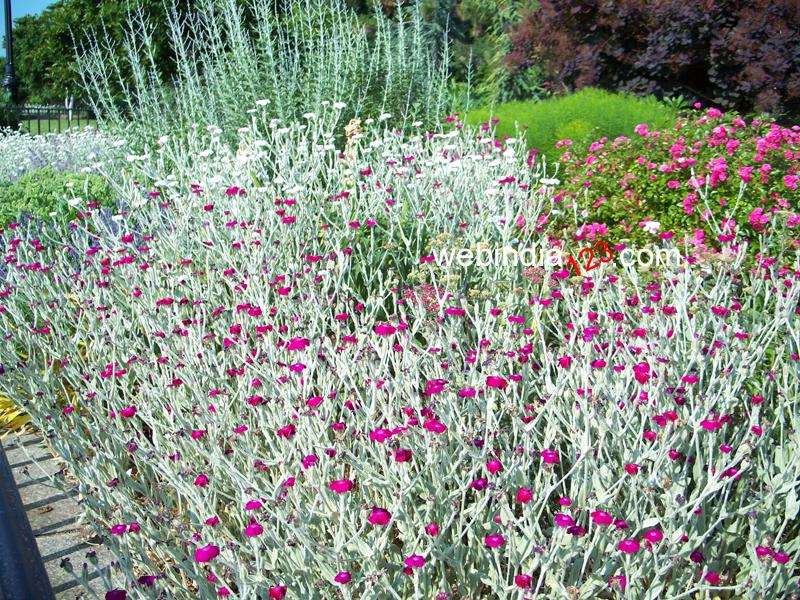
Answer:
[1,0,58,57]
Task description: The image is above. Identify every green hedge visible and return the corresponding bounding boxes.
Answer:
[0,168,114,228]
[465,88,679,159]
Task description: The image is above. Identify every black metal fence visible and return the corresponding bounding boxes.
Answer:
[1,104,96,135]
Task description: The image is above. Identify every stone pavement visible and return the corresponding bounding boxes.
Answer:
[1,433,114,599]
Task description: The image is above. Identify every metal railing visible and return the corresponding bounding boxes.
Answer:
[1,104,96,135]
[0,442,55,599]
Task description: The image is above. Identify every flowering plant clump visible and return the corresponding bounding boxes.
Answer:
[0,127,118,185]
[544,107,800,261]
[0,105,799,599]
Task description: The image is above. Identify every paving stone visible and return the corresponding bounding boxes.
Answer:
[1,433,115,600]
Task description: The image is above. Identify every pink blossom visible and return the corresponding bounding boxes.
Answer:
[334,571,351,584]
[368,507,392,526]
[643,529,663,543]
[486,459,503,475]
[245,521,264,537]
[484,534,506,548]
[404,554,426,568]
[486,375,508,389]
[516,487,533,504]
[540,449,559,463]
[555,514,575,527]
[194,544,220,562]
[120,406,137,419]
[515,574,532,589]
[329,479,354,494]
[618,539,640,554]
[591,510,613,526]
[268,586,287,599]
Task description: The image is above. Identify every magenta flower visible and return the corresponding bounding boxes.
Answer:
[374,323,396,336]
[245,521,264,537]
[486,459,503,474]
[194,544,220,562]
[105,590,127,600]
[774,551,790,564]
[268,586,287,600]
[486,375,508,389]
[329,479,354,494]
[286,337,310,351]
[516,487,533,504]
[618,539,640,554]
[368,507,392,526]
[470,478,488,491]
[755,546,773,558]
[484,534,506,548]
[554,514,575,528]
[333,571,351,584]
[514,574,532,589]
[425,523,440,536]
[540,449,559,464]
[590,510,613,526]
[394,448,413,462]
[643,529,663,543]
[404,554,426,568]
[120,406,137,419]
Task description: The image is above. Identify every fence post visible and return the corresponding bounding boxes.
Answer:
[0,442,55,599]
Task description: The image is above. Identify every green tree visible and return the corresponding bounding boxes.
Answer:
[11,0,194,104]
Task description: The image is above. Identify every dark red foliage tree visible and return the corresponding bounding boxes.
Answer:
[506,0,800,119]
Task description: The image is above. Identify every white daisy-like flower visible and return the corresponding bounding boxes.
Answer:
[642,220,661,235]
[540,177,560,186]
[67,197,82,207]
[255,99,270,106]
[302,112,317,120]
[412,121,423,127]
[333,102,347,110]
[378,113,392,121]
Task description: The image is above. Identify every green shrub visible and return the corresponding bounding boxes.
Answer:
[465,87,678,160]
[549,107,800,253]
[0,168,114,228]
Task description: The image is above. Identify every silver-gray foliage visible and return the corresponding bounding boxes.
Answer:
[76,0,451,144]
